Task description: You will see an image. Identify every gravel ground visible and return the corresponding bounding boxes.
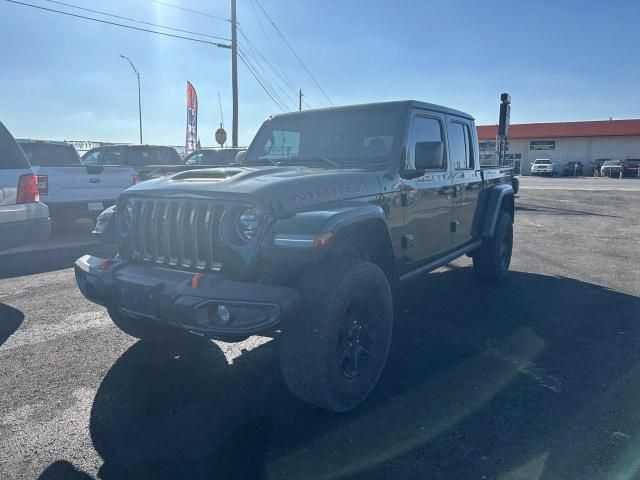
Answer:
[1,176,639,480]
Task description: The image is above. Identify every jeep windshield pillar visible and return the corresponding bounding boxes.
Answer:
[75,100,515,412]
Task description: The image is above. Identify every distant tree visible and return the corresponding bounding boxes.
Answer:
[196,138,202,150]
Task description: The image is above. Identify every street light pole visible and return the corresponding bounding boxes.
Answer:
[119,54,143,144]
[231,0,238,148]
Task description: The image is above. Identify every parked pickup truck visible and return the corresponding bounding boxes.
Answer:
[82,145,188,183]
[75,101,515,412]
[17,140,134,225]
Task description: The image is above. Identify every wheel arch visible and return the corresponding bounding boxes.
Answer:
[472,183,514,239]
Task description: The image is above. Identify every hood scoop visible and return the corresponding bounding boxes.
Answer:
[171,168,244,182]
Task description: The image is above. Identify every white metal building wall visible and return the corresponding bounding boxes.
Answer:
[506,136,640,175]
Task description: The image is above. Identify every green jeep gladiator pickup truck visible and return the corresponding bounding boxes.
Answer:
[75,101,515,412]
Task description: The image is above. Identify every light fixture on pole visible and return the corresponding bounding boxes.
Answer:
[119,54,143,145]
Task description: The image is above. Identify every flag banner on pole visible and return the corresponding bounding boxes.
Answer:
[186,81,198,155]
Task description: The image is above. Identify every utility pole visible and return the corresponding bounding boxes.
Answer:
[299,89,303,111]
[231,0,238,147]
[119,54,143,144]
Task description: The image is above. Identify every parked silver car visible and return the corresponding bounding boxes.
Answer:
[0,121,51,251]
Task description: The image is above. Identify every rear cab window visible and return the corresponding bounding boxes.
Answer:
[18,142,80,166]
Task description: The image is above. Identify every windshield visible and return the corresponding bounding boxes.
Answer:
[18,143,80,166]
[534,159,551,164]
[243,107,405,167]
[603,160,621,166]
[184,149,238,166]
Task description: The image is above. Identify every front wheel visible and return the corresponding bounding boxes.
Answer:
[473,211,513,281]
[279,258,393,412]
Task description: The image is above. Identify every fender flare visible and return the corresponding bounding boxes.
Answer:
[472,184,514,238]
[267,204,391,244]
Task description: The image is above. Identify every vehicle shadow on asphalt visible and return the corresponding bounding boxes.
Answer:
[0,303,24,347]
[515,202,620,218]
[40,268,640,480]
[0,243,116,280]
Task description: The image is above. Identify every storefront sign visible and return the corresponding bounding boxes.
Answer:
[530,140,555,151]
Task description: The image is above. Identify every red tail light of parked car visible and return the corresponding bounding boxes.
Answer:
[17,174,40,204]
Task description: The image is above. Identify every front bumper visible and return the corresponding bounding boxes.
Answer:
[74,255,298,338]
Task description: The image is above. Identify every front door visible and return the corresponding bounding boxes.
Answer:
[400,113,453,271]
[447,117,482,246]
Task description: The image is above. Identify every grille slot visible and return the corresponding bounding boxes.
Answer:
[124,198,225,272]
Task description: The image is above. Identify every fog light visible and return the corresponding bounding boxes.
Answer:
[217,304,231,324]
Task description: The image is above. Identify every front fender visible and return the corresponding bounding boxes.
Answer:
[265,204,389,249]
[472,184,514,238]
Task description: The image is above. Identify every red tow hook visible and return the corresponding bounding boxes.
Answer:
[191,273,204,289]
[100,258,113,270]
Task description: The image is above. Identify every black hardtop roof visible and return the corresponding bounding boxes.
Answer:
[268,100,474,121]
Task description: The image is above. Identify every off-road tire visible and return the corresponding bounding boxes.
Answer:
[473,210,513,281]
[279,258,393,412]
[107,308,209,352]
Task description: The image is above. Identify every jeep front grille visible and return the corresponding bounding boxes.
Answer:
[120,198,225,272]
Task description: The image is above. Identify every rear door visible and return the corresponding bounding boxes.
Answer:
[447,117,482,246]
[0,123,32,207]
[400,111,453,268]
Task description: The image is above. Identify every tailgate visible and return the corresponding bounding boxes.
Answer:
[35,166,134,203]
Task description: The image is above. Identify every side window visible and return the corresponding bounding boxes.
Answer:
[408,116,444,170]
[261,130,300,160]
[185,153,203,165]
[449,122,471,169]
[82,150,101,165]
[0,123,30,169]
[161,149,179,165]
[102,148,125,165]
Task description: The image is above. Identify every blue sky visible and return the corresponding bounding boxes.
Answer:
[1,0,638,147]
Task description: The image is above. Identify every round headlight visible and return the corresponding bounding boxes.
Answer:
[236,206,262,242]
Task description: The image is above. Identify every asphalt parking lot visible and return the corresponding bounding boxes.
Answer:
[1,176,640,480]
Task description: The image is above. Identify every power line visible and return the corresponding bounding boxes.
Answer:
[238,51,286,112]
[239,45,292,109]
[146,0,229,23]
[238,47,291,111]
[253,0,333,106]
[237,35,297,108]
[237,27,294,97]
[247,0,295,91]
[41,0,230,41]
[3,0,231,47]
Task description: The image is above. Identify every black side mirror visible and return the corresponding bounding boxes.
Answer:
[415,141,443,170]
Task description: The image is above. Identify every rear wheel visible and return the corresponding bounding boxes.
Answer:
[473,210,513,281]
[279,258,393,412]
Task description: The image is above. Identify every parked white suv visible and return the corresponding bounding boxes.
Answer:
[0,122,50,251]
[531,158,555,176]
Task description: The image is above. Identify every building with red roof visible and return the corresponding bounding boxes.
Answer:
[476,119,640,175]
